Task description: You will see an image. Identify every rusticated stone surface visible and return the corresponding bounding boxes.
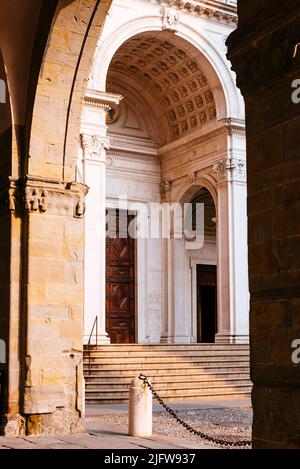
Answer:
[0,0,111,436]
[0,177,87,436]
[227,3,300,448]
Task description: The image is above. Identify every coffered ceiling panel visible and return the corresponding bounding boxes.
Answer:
[107,34,217,144]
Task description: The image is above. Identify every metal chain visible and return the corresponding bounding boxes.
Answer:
[139,374,252,449]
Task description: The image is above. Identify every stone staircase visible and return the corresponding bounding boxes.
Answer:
[84,344,252,405]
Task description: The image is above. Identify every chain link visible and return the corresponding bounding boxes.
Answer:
[139,373,252,449]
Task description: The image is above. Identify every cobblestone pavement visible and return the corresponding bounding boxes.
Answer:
[88,407,252,448]
[0,398,252,449]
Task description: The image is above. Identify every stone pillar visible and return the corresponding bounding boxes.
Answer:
[227,3,300,447]
[160,181,175,343]
[0,176,87,436]
[160,237,175,344]
[80,91,123,344]
[214,158,249,344]
[81,133,110,345]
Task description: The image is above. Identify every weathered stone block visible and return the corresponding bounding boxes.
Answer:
[60,320,82,339]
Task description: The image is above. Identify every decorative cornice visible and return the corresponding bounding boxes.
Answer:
[0,177,88,219]
[107,149,159,162]
[159,119,245,159]
[84,90,123,111]
[150,0,237,25]
[213,158,246,182]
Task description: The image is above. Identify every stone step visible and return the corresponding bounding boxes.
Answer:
[86,383,252,397]
[85,344,249,352]
[85,372,250,384]
[84,367,250,377]
[84,362,250,376]
[84,344,250,404]
[84,389,251,404]
[85,390,251,405]
[84,355,250,365]
[85,350,250,359]
[86,378,251,391]
[84,360,250,371]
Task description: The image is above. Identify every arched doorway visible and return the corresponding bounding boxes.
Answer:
[81,13,249,345]
[190,189,217,343]
[104,31,218,344]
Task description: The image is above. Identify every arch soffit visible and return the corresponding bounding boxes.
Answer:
[174,176,218,215]
[90,15,243,121]
[107,71,171,144]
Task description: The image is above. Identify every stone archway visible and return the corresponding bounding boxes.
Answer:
[0,0,112,436]
[80,3,249,346]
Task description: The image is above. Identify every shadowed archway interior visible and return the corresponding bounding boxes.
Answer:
[106,32,217,146]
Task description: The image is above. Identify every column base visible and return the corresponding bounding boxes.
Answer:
[83,332,111,345]
[215,333,249,344]
[160,335,174,344]
[0,414,26,436]
[160,335,192,344]
[97,332,111,345]
[1,409,85,436]
[25,408,84,436]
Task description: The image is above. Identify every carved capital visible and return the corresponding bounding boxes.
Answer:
[186,172,196,185]
[161,179,171,201]
[23,188,48,213]
[0,184,19,217]
[162,6,180,31]
[0,177,88,219]
[213,158,246,183]
[81,134,110,162]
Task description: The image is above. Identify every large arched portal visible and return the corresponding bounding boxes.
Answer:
[80,7,249,346]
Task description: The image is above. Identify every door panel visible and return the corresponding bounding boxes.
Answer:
[106,210,136,344]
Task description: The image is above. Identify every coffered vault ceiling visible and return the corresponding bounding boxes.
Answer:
[106,34,217,145]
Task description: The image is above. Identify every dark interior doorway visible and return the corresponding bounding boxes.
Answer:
[197,264,217,343]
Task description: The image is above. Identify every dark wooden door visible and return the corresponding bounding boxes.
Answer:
[197,265,217,343]
[106,209,136,344]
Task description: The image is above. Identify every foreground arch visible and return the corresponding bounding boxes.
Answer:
[0,0,111,436]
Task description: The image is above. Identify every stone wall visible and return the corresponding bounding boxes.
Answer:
[0,0,112,435]
[227,3,300,448]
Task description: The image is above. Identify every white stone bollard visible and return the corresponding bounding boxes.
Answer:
[128,376,152,437]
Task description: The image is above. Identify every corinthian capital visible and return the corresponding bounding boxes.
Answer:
[213,158,246,183]
[81,134,110,162]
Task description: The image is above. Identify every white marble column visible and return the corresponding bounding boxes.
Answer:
[80,90,123,344]
[160,181,175,344]
[213,158,249,344]
[160,188,192,344]
[81,133,110,344]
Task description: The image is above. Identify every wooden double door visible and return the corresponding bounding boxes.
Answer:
[106,209,136,344]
